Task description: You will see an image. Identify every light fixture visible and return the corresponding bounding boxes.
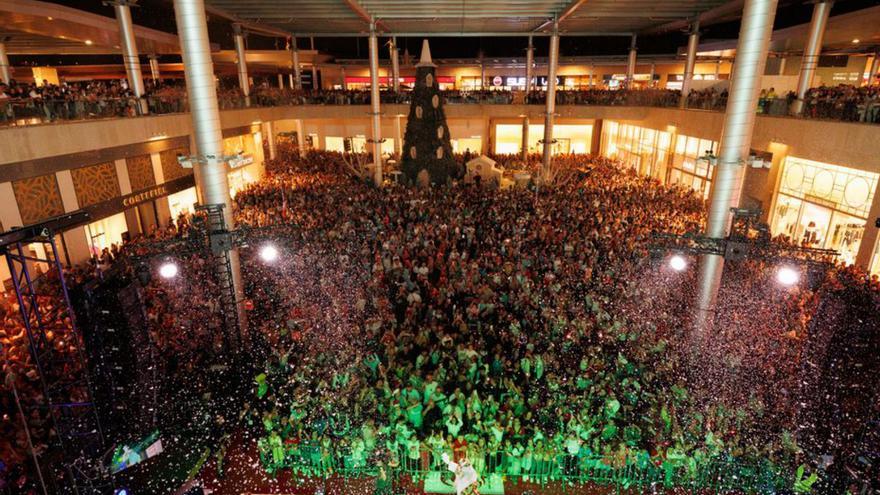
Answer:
[259,244,279,263]
[47,16,53,20]
[669,254,688,272]
[84,40,93,45]
[158,262,179,279]
[852,39,860,44]
[776,266,799,286]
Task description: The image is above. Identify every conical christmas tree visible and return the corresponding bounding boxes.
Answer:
[400,40,460,186]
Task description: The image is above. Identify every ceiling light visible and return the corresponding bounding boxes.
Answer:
[852,39,860,44]
[84,40,93,45]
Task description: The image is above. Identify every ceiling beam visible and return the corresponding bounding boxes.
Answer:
[264,31,634,37]
[342,0,391,32]
[533,0,589,32]
[204,4,293,38]
[639,0,744,35]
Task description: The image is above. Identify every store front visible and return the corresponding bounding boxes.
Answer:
[771,156,878,266]
[344,76,455,90]
[168,186,198,220]
[600,121,717,198]
[85,211,129,256]
[495,124,593,155]
[325,136,396,156]
[223,131,265,197]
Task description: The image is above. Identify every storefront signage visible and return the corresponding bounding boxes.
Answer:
[81,175,196,224]
[122,185,168,208]
[537,76,564,86]
[227,153,255,169]
[492,76,503,86]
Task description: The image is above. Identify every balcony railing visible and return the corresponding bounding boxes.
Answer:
[2,89,878,128]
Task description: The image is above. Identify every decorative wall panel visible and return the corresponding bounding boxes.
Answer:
[126,154,156,191]
[71,162,121,208]
[13,174,65,225]
[160,147,192,182]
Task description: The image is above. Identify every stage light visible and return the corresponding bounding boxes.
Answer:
[114,489,129,495]
[260,244,279,263]
[158,262,179,279]
[776,266,799,286]
[669,254,687,272]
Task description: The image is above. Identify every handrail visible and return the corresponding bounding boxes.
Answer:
[2,89,878,128]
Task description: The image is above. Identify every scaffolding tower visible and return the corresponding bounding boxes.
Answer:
[1,213,112,494]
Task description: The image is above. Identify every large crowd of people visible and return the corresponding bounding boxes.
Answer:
[2,146,879,493]
[4,75,880,127]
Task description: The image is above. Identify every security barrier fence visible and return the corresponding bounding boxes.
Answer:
[257,443,791,494]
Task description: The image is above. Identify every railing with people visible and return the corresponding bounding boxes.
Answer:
[2,86,878,127]
[257,443,791,493]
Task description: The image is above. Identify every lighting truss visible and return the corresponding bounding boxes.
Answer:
[1,213,113,494]
[649,207,838,267]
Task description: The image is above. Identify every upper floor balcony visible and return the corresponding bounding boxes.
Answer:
[3,87,879,128]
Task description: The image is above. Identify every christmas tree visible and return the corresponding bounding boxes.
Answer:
[400,40,460,186]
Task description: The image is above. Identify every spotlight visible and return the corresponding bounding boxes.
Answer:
[669,254,687,272]
[158,262,179,279]
[776,266,799,286]
[259,244,279,263]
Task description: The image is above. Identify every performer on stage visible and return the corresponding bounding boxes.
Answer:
[441,452,479,495]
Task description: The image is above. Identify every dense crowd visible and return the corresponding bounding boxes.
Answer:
[228,150,874,490]
[3,147,879,493]
[4,76,880,127]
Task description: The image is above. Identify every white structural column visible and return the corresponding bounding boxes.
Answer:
[626,34,637,87]
[310,37,318,88]
[233,24,250,104]
[148,54,161,82]
[277,73,284,88]
[172,0,246,331]
[694,0,778,334]
[341,66,348,90]
[368,20,383,186]
[649,62,656,87]
[521,115,529,161]
[394,114,403,157]
[112,0,146,115]
[792,0,832,114]
[525,35,534,94]
[541,21,560,174]
[291,37,302,90]
[868,53,880,85]
[390,36,401,93]
[680,20,700,108]
[264,121,276,161]
[0,41,11,84]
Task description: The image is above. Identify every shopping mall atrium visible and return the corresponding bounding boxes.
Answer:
[1,0,879,494]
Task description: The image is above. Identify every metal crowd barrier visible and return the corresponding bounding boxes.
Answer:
[257,443,790,493]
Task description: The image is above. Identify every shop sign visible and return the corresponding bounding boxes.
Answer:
[228,153,255,169]
[492,76,503,86]
[123,185,168,208]
[82,175,196,223]
[537,76,564,86]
